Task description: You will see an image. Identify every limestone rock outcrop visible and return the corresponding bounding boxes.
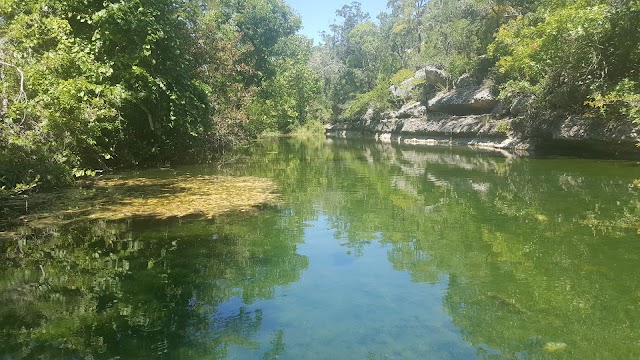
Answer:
[394,102,427,119]
[389,66,450,100]
[419,66,449,87]
[427,80,497,115]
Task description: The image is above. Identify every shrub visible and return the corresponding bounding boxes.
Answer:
[342,82,391,121]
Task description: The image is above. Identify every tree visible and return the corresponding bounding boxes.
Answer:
[315,2,377,121]
[250,35,320,132]
[386,0,428,54]
[489,0,640,117]
[0,0,315,191]
[217,0,302,85]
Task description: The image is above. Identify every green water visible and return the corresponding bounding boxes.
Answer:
[2,137,640,359]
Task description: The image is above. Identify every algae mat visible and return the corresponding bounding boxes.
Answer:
[3,174,279,232]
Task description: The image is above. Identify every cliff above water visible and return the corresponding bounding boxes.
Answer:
[326,67,640,159]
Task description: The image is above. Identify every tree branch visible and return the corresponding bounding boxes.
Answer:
[140,104,155,131]
[0,60,27,102]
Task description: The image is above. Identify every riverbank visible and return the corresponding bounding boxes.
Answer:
[326,106,640,159]
[327,65,640,159]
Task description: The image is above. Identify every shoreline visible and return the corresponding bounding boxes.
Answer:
[325,113,640,160]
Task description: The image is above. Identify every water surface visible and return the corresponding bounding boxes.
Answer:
[2,137,640,359]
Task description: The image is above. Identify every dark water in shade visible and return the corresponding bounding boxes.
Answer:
[2,137,640,359]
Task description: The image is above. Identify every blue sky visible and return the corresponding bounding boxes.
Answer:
[285,0,389,44]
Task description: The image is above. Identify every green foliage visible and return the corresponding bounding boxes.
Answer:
[3,0,639,192]
[491,1,640,117]
[384,0,427,67]
[389,68,415,85]
[289,119,326,137]
[496,120,512,133]
[317,0,506,122]
[0,0,208,184]
[586,79,640,122]
[318,0,640,134]
[0,145,71,192]
[315,2,399,121]
[0,0,317,191]
[342,81,391,121]
[218,0,302,85]
[417,0,502,78]
[249,35,320,133]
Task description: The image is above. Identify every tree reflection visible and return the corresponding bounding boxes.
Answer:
[0,208,308,359]
[237,138,640,358]
[4,137,640,358]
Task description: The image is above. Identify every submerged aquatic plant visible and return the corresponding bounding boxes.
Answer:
[89,175,279,220]
[2,174,279,235]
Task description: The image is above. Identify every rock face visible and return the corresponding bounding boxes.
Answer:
[327,107,640,158]
[553,115,640,142]
[326,112,510,139]
[394,102,427,119]
[419,66,449,87]
[428,80,497,115]
[389,73,422,99]
[329,67,640,158]
[393,113,504,137]
[325,112,520,153]
[524,115,640,158]
[389,66,450,100]
[509,97,531,116]
[362,107,381,123]
[389,81,415,99]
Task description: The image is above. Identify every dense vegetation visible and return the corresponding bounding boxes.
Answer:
[312,0,640,126]
[0,0,320,192]
[2,0,639,192]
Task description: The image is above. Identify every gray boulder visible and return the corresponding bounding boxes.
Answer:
[389,82,413,99]
[419,66,450,87]
[389,76,421,99]
[491,102,510,119]
[509,97,531,116]
[362,107,381,123]
[390,66,450,100]
[396,102,426,119]
[454,73,474,88]
[428,80,497,115]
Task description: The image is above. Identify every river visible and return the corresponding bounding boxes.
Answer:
[2,136,640,359]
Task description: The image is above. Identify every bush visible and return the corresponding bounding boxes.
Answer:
[390,69,415,85]
[489,2,628,116]
[586,79,640,123]
[342,82,391,121]
[0,145,71,194]
[290,119,326,136]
